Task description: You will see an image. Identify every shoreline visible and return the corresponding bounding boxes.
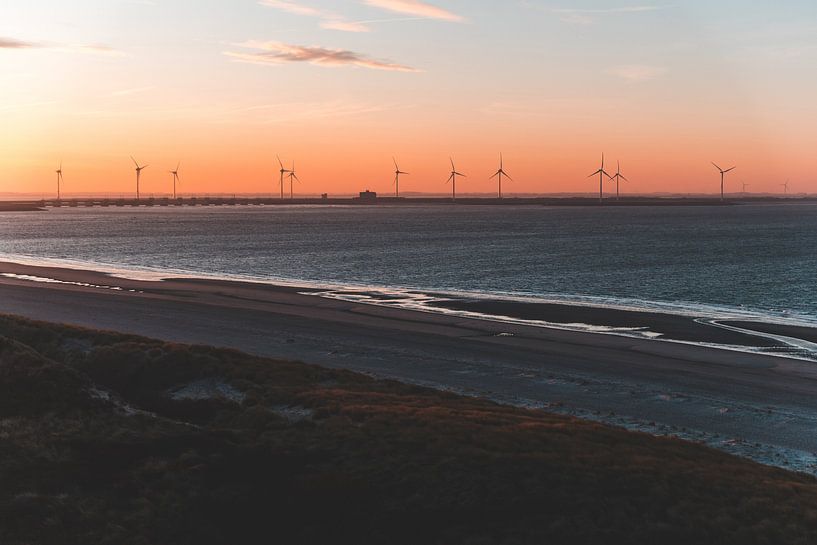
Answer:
[5,196,817,209]
[2,259,817,474]
[1,254,816,356]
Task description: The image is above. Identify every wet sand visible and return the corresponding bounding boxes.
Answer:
[2,260,817,473]
[425,298,783,346]
[723,321,817,344]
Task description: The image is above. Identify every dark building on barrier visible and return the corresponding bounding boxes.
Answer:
[358,190,377,203]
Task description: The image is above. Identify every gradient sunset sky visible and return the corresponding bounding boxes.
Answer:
[2,1,815,197]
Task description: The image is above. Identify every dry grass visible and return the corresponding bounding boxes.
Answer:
[1,314,816,545]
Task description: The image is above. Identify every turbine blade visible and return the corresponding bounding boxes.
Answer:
[489,171,499,180]
[504,172,514,182]
[712,162,722,172]
[277,155,284,169]
[620,175,629,182]
[393,157,398,169]
[725,167,736,173]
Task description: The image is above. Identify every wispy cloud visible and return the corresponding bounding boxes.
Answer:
[319,19,371,32]
[363,0,464,22]
[259,0,458,31]
[225,41,419,72]
[536,5,666,25]
[72,44,124,56]
[260,0,370,32]
[605,64,667,81]
[0,37,37,49]
[0,36,122,56]
[110,86,155,97]
[260,0,325,17]
[225,100,409,123]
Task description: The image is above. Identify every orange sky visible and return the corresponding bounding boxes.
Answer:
[2,1,816,197]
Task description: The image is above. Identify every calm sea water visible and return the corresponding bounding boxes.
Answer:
[1,204,815,323]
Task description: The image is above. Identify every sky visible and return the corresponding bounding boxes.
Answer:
[1,0,816,197]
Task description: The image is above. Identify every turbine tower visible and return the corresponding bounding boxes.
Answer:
[277,156,291,199]
[55,161,64,201]
[742,182,749,195]
[489,153,513,199]
[588,153,613,203]
[170,162,180,200]
[446,157,466,200]
[609,160,629,201]
[131,156,148,200]
[288,161,300,199]
[782,179,790,195]
[712,162,736,201]
[393,157,408,198]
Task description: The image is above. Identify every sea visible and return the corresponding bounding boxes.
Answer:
[1,203,816,327]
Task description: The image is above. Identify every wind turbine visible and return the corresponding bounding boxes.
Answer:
[489,153,513,199]
[712,162,735,201]
[446,157,466,200]
[588,153,613,203]
[742,182,750,195]
[393,157,408,198]
[170,162,180,200]
[609,160,628,201]
[131,156,148,200]
[781,179,790,195]
[288,161,300,199]
[55,161,64,201]
[277,156,291,199]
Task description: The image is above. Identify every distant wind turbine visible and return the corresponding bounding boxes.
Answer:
[781,179,790,195]
[288,161,300,199]
[446,157,466,200]
[55,161,64,201]
[131,156,148,200]
[170,162,180,200]
[489,153,513,199]
[588,153,613,203]
[742,181,749,195]
[277,156,291,200]
[712,162,735,201]
[609,160,628,201]
[393,157,408,198]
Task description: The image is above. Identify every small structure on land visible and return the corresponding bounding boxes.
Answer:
[358,190,377,203]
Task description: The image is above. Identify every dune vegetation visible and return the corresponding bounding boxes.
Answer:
[0,314,816,544]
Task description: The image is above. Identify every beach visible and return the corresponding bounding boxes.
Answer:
[1,259,816,473]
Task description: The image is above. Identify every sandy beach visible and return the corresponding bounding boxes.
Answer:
[1,259,817,473]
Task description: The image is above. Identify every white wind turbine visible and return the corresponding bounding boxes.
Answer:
[393,157,408,198]
[489,153,513,199]
[712,162,736,201]
[131,156,148,200]
[446,157,466,200]
[588,153,613,203]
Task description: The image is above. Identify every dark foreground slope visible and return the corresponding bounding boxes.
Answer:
[0,315,815,545]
